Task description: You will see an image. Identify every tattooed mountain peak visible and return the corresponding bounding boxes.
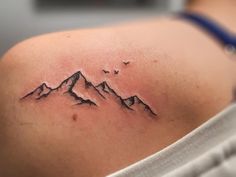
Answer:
[21,71,157,117]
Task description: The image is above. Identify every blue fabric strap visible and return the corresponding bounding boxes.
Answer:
[179,12,236,48]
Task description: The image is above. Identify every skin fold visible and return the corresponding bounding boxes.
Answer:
[0,0,236,176]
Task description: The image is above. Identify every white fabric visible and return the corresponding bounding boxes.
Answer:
[107,104,236,177]
[164,136,236,177]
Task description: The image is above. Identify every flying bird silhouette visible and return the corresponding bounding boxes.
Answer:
[123,61,130,65]
[102,70,110,74]
[114,70,119,75]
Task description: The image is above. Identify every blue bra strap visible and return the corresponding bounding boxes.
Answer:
[179,12,236,48]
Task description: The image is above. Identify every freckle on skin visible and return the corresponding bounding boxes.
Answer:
[72,114,78,122]
[153,60,158,63]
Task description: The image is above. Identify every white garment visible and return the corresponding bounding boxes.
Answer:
[107,104,236,177]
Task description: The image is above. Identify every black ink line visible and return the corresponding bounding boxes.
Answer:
[96,81,133,110]
[68,90,97,106]
[20,83,52,100]
[123,96,157,116]
[95,81,157,116]
[21,71,105,106]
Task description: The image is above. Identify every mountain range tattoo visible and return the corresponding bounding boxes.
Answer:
[21,71,157,117]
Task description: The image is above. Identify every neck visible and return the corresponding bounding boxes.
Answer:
[187,0,236,31]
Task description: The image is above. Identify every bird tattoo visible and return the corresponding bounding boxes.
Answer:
[123,61,130,65]
[114,70,119,75]
[102,70,110,74]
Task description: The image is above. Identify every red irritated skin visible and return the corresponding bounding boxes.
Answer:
[0,13,236,177]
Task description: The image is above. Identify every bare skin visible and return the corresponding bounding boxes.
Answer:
[0,0,236,177]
